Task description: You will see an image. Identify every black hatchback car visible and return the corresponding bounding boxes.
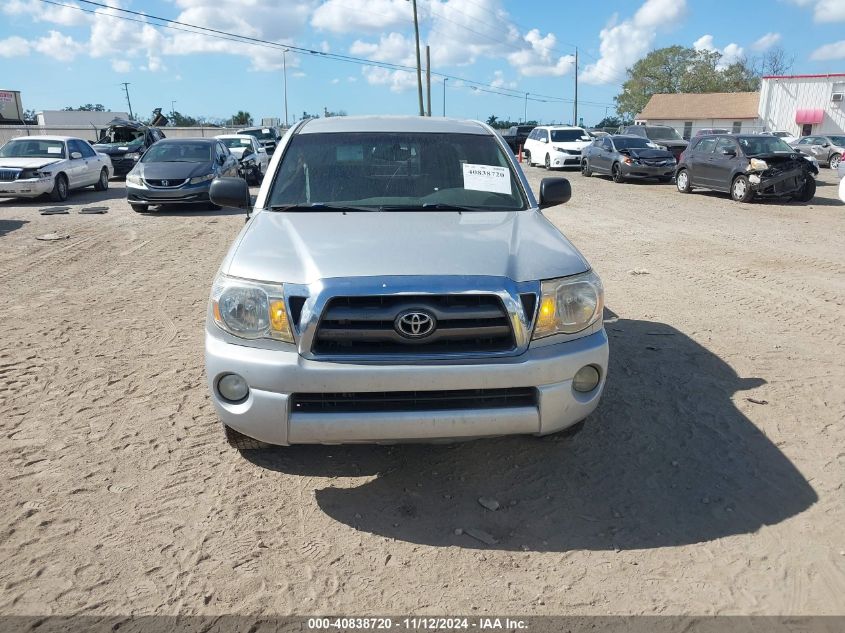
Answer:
[675,134,817,203]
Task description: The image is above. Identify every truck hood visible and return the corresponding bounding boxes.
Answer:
[93,142,143,156]
[225,210,590,284]
[0,157,63,169]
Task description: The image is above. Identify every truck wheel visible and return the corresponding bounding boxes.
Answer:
[676,169,692,193]
[611,163,624,183]
[49,174,68,202]
[830,153,841,170]
[94,168,109,191]
[524,150,532,166]
[581,160,592,177]
[130,204,148,213]
[796,178,816,203]
[224,425,269,450]
[731,175,753,202]
[544,154,551,170]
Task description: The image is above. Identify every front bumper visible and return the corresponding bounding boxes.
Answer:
[205,327,609,445]
[619,163,675,178]
[110,157,140,176]
[548,151,582,168]
[126,181,212,204]
[0,177,54,198]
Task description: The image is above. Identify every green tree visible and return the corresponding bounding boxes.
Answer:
[231,111,252,126]
[486,114,499,127]
[615,46,760,120]
[593,115,629,130]
[62,103,106,112]
[170,111,199,127]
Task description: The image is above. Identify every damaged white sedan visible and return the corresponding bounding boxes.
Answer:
[0,135,112,202]
[675,133,817,203]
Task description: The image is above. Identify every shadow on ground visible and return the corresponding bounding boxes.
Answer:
[0,219,28,237]
[243,314,817,551]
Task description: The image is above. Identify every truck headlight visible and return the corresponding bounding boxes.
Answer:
[532,270,604,339]
[211,273,293,342]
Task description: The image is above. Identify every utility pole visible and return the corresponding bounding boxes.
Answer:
[121,82,134,120]
[410,0,424,116]
[443,77,448,116]
[425,46,432,117]
[523,92,528,123]
[283,49,289,128]
[171,100,176,115]
[573,48,578,126]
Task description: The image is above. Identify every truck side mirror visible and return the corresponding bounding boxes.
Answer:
[538,178,571,208]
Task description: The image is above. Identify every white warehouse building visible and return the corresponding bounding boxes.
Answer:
[635,73,845,139]
[759,73,845,138]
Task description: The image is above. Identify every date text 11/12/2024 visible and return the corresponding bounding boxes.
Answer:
[307,617,529,630]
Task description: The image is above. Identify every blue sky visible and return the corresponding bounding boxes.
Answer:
[2,0,844,126]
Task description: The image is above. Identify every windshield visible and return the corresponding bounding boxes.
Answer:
[550,129,590,142]
[613,137,652,150]
[267,132,527,211]
[241,128,276,141]
[0,139,66,159]
[221,138,253,150]
[737,136,795,155]
[646,126,683,141]
[96,126,144,146]
[141,142,212,163]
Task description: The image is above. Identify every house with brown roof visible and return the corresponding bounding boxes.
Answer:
[635,92,761,139]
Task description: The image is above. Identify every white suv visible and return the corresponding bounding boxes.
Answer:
[524,126,592,169]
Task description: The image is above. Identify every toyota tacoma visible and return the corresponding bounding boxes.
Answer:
[205,116,608,449]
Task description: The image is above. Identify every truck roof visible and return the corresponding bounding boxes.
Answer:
[298,116,489,135]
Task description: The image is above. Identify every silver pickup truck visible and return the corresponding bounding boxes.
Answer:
[205,116,608,449]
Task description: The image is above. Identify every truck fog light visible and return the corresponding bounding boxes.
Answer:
[217,373,249,403]
[572,365,600,393]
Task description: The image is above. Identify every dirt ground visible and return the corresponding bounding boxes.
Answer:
[1,167,843,617]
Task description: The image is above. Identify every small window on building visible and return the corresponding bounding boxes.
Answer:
[683,121,693,140]
[732,121,742,134]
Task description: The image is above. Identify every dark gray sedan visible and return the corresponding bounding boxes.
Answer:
[581,135,676,183]
[125,138,240,212]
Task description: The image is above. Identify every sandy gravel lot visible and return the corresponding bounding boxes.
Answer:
[1,166,843,617]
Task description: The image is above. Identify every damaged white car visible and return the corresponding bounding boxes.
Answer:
[0,135,112,201]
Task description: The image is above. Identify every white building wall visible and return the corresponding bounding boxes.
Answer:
[632,118,763,138]
[759,76,845,136]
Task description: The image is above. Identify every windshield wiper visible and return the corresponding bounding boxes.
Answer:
[380,203,483,212]
[268,203,377,212]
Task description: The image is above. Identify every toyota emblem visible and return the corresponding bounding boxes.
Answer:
[395,310,436,339]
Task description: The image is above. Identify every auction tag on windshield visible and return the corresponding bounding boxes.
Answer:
[47,146,62,154]
[462,163,511,195]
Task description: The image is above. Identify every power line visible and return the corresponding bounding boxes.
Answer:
[35,0,616,109]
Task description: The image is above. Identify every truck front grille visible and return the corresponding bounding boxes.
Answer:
[312,294,515,355]
[291,388,537,413]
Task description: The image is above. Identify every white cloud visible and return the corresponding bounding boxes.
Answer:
[506,29,574,77]
[350,32,415,65]
[358,66,419,93]
[693,34,744,68]
[751,32,781,51]
[490,70,516,89]
[813,0,845,21]
[312,0,410,33]
[111,59,132,72]
[331,78,340,84]
[1,0,90,27]
[810,39,845,60]
[33,30,84,62]
[582,0,688,85]
[0,36,31,57]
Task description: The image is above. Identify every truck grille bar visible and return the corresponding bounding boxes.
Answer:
[312,294,515,355]
[291,387,537,413]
